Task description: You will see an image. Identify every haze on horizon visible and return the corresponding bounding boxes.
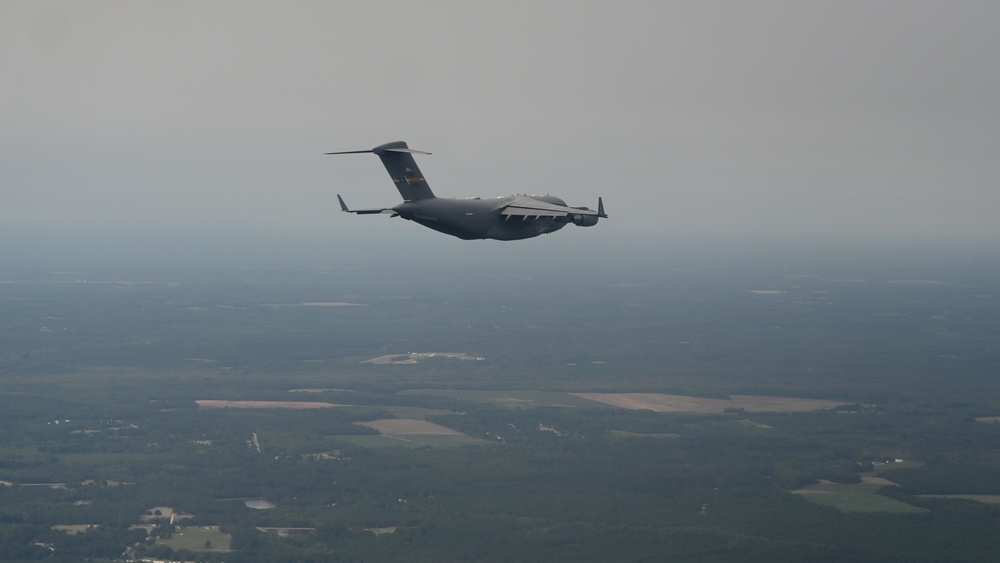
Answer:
[3,1,1000,246]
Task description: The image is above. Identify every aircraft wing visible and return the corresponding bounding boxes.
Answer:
[499,196,607,219]
[337,194,395,215]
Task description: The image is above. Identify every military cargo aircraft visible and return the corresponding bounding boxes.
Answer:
[329,141,606,241]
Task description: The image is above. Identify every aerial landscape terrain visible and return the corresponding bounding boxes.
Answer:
[4,1,999,560]
[1,230,999,561]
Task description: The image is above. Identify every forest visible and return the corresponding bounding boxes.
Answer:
[1,233,999,561]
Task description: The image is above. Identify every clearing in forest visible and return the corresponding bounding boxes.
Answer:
[405,390,846,413]
[195,400,342,409]
[345,419,489,448]
[573,393,847,413]
[791,475,928,513]
[356,419,464,435]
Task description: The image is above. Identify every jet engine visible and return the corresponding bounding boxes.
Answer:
[571,213,599,227]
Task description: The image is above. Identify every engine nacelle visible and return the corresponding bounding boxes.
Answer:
[571,214,599,227]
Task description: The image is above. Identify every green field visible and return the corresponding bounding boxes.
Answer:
[607,431,682,439]
[794,492,929,513]
[401,389,611,408]
[335,433,492,448]
[158,526,232,553]
[52,525,96,535]
[916,494,1000,504]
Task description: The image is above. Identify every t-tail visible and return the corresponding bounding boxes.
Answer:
[326,141,435,201]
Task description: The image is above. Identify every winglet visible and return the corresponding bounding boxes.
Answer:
[597,197,607,218]
[337,194,350,212]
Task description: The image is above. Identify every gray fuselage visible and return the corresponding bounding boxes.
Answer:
[393,195,569,241]
[330,141,604,241]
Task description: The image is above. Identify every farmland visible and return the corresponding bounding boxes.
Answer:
[572,393,849,413]
[196,400,342,409]
[2,233,1000,561]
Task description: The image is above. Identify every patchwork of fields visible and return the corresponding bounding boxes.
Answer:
[403,389,849,413]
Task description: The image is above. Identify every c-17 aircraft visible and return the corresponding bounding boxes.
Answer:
[329,141,606,241]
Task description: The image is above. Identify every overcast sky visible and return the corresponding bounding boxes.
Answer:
[3,1,999,244]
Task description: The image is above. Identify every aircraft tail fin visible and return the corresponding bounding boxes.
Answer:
[327,141,435,201]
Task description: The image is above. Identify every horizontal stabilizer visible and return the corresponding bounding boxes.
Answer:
[327,141,436,201]
[337,194,393,215]
[325,147,431,156]
[327,150,372,155]
[384,147,432,155]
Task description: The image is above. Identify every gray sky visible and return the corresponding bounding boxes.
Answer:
[3,1,999,241]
